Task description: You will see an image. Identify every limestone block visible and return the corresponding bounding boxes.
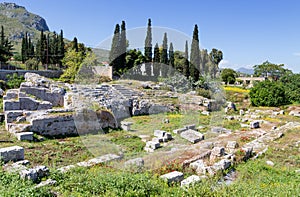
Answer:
[212,159,231,171]
[3,100,20,111]
[173,128,187,134]
[180,129,204,143]
[124,157,144,168]
[160,171,184,183]
[211,147,225,157]
[15,132,33,141]
[154,130,166,138]
[19,165,49,182]
[5,111,23,123]
[185,124,196,130]
[181,175,201,187]
[0,146,24,163]
[250,121,260,129]
[226,141,239,149]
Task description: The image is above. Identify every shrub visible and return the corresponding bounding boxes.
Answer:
[249,80,289,107]
[6,73,25,89]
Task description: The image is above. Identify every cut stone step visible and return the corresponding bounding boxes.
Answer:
[15,132,34,141]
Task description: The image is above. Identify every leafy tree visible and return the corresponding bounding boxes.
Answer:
[249,80,289,107]
[75,52,100,84]
[144,18,152,63]
[280,73,300,103]
[0,26,13,63]
[25,58,39,70]
[160,32,168,77]
[153,43,160,77]
[109,24,121,76]
[124,49,145,77]
[174,51,185,73]
[59,49,86,83]
[253,61,291,80]
[190,24,200,81]
[209,48,223,78]
[221,68,237,84]
[183,40,189,78]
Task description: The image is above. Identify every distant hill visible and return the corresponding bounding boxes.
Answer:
[92,48,110,62]
[0,2,50,53]
[236,67,254,75]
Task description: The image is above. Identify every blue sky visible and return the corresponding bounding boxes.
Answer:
[5,0,300,72]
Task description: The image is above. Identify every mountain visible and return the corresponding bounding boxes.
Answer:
[236,67,254,75]
[0,2,50,52]
[92,48,110,62]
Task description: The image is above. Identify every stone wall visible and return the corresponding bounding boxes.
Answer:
[0,70,63,81]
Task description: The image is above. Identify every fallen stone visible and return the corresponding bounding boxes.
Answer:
[121,121,133,131]
[15,132,33,141]
[154,130,166,138]
[213,159,231,171]
[226,141,239,149]
[160,171,184,184]
[185,124,196,130]
[266,160,274,166]
[180,129,204,143]
[124,157,144,168]
[145,141,160,150]
[211,147,225,157]
[35,179,57,188]
[250,121,260,129]
[20,165,49,182]
[0,146,24,163]
[173,128,187,134]
[181,175,201,187]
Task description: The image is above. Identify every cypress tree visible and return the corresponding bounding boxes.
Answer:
[58,30,65,65]
[109,24,120,76]
[160,32,168,77]
[0,26,13,63]
[119,20,127,73]
[72,37,79,52]
[168,42,174,75]
[144,18,152,62]
[190,24,200,81]
[183,40,189,78]
[153,43,160,77]
[21,36,27,63]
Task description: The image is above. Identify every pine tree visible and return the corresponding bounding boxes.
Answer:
[153,43,160,77]
[190,24,200,81]
[119,20,127,74]
[183,40,189,78]
[109,24,120,76]
[144,18,152,62]
[160,32,168,77]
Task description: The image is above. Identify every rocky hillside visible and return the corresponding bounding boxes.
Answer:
[0,2,50,52]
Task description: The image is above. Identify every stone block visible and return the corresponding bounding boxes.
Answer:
[181,175,201,187]
[154,130,166,138]
[160,171,184,183]
[211,147,225,157]
[212,159,231,171]
[124,157,144,168]
[0,146,24,163]
[19,165,49,182]
[250,121,260,129]
[173,128,187,134]
[185,124,196,130]
[226,141,239,149]
[180,129,204,143]
[145,141,160,150]
[190,159,205,170]
[121,121,133,131]
[3,100,20,111]
[15,132,34,141]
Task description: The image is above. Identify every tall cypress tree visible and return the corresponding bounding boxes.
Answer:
[58,30,65,65]
[153,43,160,77]
[168,42,174,75]
[0,26,13,63]
[160,32,168,77]
[190,24,200,81]
[144,18,152,63]
[183,40,189,78]
[109,24,120,76]
[72,37,79,52]
[119,20,127,73]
